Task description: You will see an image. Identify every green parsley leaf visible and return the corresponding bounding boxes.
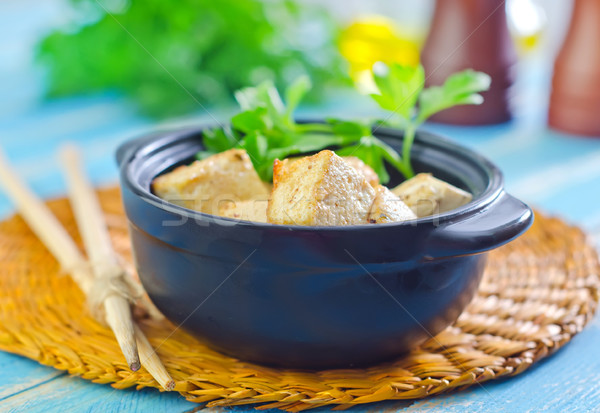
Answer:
[243,131,268,160]
[213,79,368,182]
[202,127,240,153]
[290,133,345,153]
[370,63,425,120]
[235,81,286,126]
[418,69,491,121]
[368,63,491,179]
[327,119,372,144]
[231,107,271,134]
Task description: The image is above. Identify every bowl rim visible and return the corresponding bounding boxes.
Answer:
[119,124,505,232]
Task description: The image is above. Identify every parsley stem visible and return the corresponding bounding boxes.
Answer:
[401,123,417,179]
[293,123,333,134]
[377,139,412,180]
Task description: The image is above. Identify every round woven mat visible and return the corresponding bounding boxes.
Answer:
[0,187,598,411]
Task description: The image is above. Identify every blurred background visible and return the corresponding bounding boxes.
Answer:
[1,0,599,245]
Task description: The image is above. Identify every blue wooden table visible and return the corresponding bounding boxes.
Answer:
[2,2,600,412]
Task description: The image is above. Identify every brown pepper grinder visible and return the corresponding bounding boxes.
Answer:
[549,0,600,137]
[421,0,517,125]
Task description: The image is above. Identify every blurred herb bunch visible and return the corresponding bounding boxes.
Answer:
[37,0,347,117]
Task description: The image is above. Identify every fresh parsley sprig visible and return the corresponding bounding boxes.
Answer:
[197,76,358,181]
[197,63,491,183]
[369,63,491,177]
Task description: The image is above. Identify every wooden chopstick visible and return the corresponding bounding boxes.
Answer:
[0,149,141,367]
[60,145,140,372]
[0,150,94,295]
[60,145,175,391]
[134,324,175,391]
[0,147,174,390]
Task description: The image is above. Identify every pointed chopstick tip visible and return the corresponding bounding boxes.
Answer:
[130,361,141,372]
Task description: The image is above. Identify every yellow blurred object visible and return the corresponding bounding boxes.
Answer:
[514,33,542,54]
[506,0,546,55]
[339,17,420,89]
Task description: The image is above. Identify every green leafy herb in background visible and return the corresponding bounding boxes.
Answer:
[37,0,347,117]
[199,63,491,183]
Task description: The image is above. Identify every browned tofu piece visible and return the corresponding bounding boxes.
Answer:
[367,185,416,224]
[342,156,379,187]
[267,150,376,226]
[271,157,292,187]
[278,156,379,187]
[391,173,472,217]
[218,199,268,223]
[152,149,269,214]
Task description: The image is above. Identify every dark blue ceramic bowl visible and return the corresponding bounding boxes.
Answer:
[117,125,533,369]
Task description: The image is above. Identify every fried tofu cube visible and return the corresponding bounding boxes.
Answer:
[391,173,472,217]
[218,199,268,223]
[152,149,269,214]
[271,157,293,187]
[368,185,416,224]
[279,156,379,187]
[342,156,379,187]
[267,150,376,226]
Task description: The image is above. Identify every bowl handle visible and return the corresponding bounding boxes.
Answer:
[426,191,533,257]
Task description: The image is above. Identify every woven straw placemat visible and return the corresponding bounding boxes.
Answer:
[0,187,598,411]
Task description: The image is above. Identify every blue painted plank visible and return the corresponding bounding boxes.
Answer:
[0,100,141,150]
[428,123,600,186]
[0,353,64,401]
[0,374,196,413]
[533,173,600,226]
[0,356,418,413]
